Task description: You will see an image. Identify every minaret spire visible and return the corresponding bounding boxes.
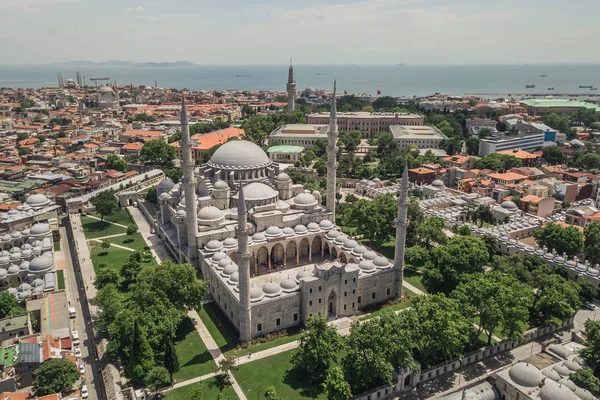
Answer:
[326,80,338,220]
[287,60,296,113]
[180,96,199,271]
[393,160,409,299]
[236,181,252,342]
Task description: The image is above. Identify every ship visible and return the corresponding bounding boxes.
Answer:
[316,73,327,75]
[526,84,535,88]
[580,85,593,89]
[236,74,251,78]
[592,88,599,91]
[548,87,554,91]
[541,73,548,77]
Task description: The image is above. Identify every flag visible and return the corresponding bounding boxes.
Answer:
[344,90,347,95]
[377,90,381,95]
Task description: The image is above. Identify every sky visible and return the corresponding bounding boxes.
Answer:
[1,0,599,65]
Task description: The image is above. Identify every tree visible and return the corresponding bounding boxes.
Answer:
[475,153,522,172]
[400,294,472,367]
[372,96,397,111]
[90,190,118,221]
[0,291,24,318]
[423,236,489,294]
[217,355,238,385]
[480,234,499,259]
[451,272,533,345]
[584,222,600,264]
[168,130,182,143]
[190,384,204,400]
[146,186,158,204]
[106,154,128,172]
[576,153,600,170]
[478,128,493,139]
[120,256,142,285]
[145,366,171,393]
[322,367,352,400]
[127,318,156,382]
[578,279,598,302]
[32,359,79,396]
[101,239,111,252]
[164,335,180,381]
[404,245,431,270]
[465,137,480,155]
[126,224,138,236]
[542,146,566,165]
[291,315,344,379]
[570,367,600,397]
[94,268,120,289]
[415,217,447,250]
[533,222,584,257]
[343,193,396,245]
[96,284,123,335]
[339,130,362,153]
[140,139,177,165]
[264,386,279,400]
[531,274,581,326]
[581,320,600,368]
[241,114,275,146]
[164,168,183,184]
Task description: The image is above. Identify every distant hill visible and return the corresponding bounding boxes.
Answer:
[49,60,197,68]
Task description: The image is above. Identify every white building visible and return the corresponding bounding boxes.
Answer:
[389,125,448,150]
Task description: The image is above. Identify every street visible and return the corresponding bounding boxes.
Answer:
[61,218,105,400]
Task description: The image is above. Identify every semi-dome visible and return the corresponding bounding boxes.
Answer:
[205,240,223,252]
[213,180,230,190]
[508,363,543,387]
[501,200,518,210]
[157,178,175,193]
[25,193,50,208]
[198,206,224,221]
[431,179,445,188]
[237,182,278,201]
[540,379,577,400]
[208,140,271,169]
[263,282,281,296]
[28,255,54,273]
[280,277,297,291]
[276,173,291,182]
[294,193,317,206]
[30,223,50,236]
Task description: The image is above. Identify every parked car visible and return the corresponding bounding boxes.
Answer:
[79,364,85,374]
[74,347,81,358]
[72,330,80,346]
[69,307,77,318]
[583,303,596,311]
[81,385,89,399]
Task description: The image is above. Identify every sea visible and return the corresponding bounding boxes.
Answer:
[1,64,600,98]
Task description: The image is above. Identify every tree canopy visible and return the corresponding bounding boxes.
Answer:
[241,114,275,146]
[343,193,397,245]
[106,154,128,172]
[32,359,80,396]
[140,139,177,165]
[533,222,584,257]
[474,153,522,172]
[542,146,566,165]
[90,190,118,221]
[0,291,26,318]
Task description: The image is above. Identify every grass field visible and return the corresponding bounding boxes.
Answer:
[360,287,418,320]
[53,240,60,251]
[403,269,426,292]
[164,377,238,400]
[173,318,216,382]
[56,270,65,290]
[81,217,128,239]
[89,209,133,225]
[110,232,150,253]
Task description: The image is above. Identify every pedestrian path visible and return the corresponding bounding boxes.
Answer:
[88,238,136,252]
[403,281,424,295]
[85,214,128,229]
[85,233,128,241]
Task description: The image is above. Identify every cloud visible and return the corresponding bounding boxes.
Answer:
[135,5,144,12]
[126,5,144,12]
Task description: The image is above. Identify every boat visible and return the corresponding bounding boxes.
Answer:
[541,73,548,77]
[592,88,598,91]
[526,84,535,88]
[548,87,554,91]
[236,74,251,78]
[316,73,327,76]
[580,85,593,88]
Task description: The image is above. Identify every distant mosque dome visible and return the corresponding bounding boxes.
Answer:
[213,180,230,190]
[25,194,50,208]
[501,200,518,210]
[208,140,271,170]
[431,180,445,189]
[276,173,291,182]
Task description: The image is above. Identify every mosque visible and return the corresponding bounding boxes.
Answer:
[156,83,409,341]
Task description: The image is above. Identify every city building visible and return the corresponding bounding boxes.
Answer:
[521,99,600,115]
[157,93,409,340]
[498,149,541,167]
[465,117,497,134]
[307,112,423,138]
[0,314,31,342]
[268,124,329,148]
[519,195,555,217]
[478,133,548,157]
[266,145,304,164]
[389,125,447,150]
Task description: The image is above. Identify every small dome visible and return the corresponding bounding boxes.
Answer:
[18,283,31,291]
[252,232,267,242]
[160,192,170,200]
[223,263,238,276]
[213,180,230,190]
[223,237,237,248]
[373,256,389,267]
[557,378,577,391]
[296,270,313,280]
[205,240,223,252]
[372,178,382,183]
[342,239,358,250]
[217,258,231,269]
[295,193,317,206]
[263,282,281,296]
[11,232,21,239]
[212,252,227,262]
[542,369,561,381]
[358,260,376,271]
[360,179,368,184]
[8,288,17,295]
[574,387,597,400]
[7,264,19,275]
[431,180,445,188]
[294,225,308,234]
[1,235,10,242]
[540,379,577,400]
[319,220,333,229]
[198,206,224,221]
[250,285,263,300]
[19,261,29,271]
[563,360,581,371]
[362,251,377,260]
[307,222,320,232]
[508,363,543,387]
[229,272,239,283]
[157,178,175,192]
[25,193,50,207]
[553,363,571,376]
[280,277,297,290]
[265,226,283,237]
[276,173,291,182]
[325,230,340,240]
[352,245,367,255]
[0,268,7,278]
[32,286,44,294]
[501,200,518,210]
[282,227,295,236]
[176,209,187,217]
[30,223,50,236]
[32,278,44,287]
[312,190,321,197]
[334,235,348,245]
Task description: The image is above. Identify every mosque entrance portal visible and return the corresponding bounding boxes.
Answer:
[327,291,337,318]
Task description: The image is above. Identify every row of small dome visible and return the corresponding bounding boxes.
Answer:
[0,252,55,279]
[0,243,50,264]
[7,272,55,300]
[0,223,51,242]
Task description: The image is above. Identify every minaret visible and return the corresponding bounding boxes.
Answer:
[326,80,338,219]
[181,97,199,270]
[236,182,252,342]
[286,59,296,113]
[393,161,409,299]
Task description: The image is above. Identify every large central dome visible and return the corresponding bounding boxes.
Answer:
[208,140,271,169]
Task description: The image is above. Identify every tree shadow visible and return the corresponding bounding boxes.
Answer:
[283,366,325,399]
[123,238,134,244]
[208,374,231,392]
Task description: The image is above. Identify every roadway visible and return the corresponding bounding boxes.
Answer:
[61,217,106,400]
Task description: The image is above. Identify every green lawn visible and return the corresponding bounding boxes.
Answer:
[198,303,301,357]
[403,269,426,293]
[89,241,157,276]
[235,349,327,400]
[81,216,127,239]
[164,377,238,400]
[173,318,217,382]
[110,232,150,253]
[89,209,133,225]
[56,270,65,290]
[53,240,60,251]
[360,288,418,321]
[360,238,395,260]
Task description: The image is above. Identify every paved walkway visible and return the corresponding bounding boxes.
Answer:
[88,238,136,252]
[403,281,424,295]
[86,233,128,241]
[127,206,171,262]
[86,214,128,229]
